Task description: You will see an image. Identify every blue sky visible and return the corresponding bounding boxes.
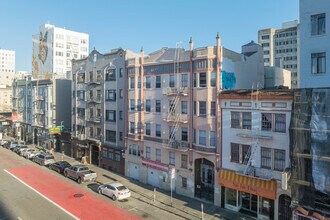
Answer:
[0,0,299,72]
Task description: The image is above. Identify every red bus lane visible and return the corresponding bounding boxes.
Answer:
[6,165,141,220]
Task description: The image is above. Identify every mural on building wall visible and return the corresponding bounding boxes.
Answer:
[221,71,236,90]
[38,31,48,64]
[32,54,39,79]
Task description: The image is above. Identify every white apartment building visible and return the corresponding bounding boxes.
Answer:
[125,36,265,206]
[32,24,89,79]
[219,90,293,220]
[299,0,330,88]
[0,49,15,73]
[258,21,299,88]
[0,86,12,112]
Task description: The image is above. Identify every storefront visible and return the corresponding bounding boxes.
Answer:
[71,138,89,161]
[219,169,276,220]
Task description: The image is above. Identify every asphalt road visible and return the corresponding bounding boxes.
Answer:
[0,147,141,220]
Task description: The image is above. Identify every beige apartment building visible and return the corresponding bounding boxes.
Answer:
[0,86,12,112]
[125,35,265,205]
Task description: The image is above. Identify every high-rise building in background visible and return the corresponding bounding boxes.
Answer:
[258,21,299,88]
[32,24,89,79]
[299,0,329,88]
[0,49,15,73]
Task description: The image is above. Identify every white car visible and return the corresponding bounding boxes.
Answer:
[97,182,131,201]
[22,148,38,158]
[25,150,40,159]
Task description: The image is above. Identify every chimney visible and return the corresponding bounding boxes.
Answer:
[216,32,221,47]
[189,37,193,51]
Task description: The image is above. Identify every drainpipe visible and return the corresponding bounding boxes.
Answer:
[216,33,222,171]
[140,48,145,153]
[189,37,194,166]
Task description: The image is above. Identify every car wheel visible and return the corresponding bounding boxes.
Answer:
[112,195,117,201]
[57,168,61,173]
[77,177,82,184]
[98,189,102,194]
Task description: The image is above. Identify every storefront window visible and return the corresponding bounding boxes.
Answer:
[259,197,274,218]
[225,188,237,206]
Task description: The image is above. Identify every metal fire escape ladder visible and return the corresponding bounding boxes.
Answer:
[167,43,182,149]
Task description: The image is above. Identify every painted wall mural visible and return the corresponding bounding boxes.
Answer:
[221,71,236,90]
[38,31,48,64]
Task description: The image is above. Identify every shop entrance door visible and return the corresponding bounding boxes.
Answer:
[241,192,258,214]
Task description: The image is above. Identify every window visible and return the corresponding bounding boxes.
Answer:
[137,99,141,111]
[156,124,161,137]
[311,52,326,74]
[106,130,116,143]
[199,72,207,87]
[145,99,151,112]
[230,143,239,163]
[242,112,252,129]
[169,75,175,87]
[193,129,196,144]
[262,113,272,131]
[130,122,135,134]
[264,58,270,63]
[146,76,151,88]
[181,74,188,87]
[261,147,272,169]
[181,155,188,169]
[145,123,151,135]
[210,72,216,87]
[130,99,135,111]
[155,100,161,113]
[231,112,240,128]
[181,101,188,114]
[262,43,270,47]
[129,145,140,156]
[311,13,326,36]
[119,89,123,99]
[105,90,116,101]
[108,151,114,160]
[199,101,206,116]
[137,122,142,134]
[156,149,161,162]
[77,90,85,100]
[182,177,187,188]
[210,101,216,116]
[146,146,151,159]
[274,149,285,171]
[106,110,116,122]
[275,114,286,133]
[242,145,251,165]
[130,77,135,89]
[119,111,123,120]
[169,152,175,165]
[199,130,206,145]
[119,132,123,141]
[114,153,120,162]
[119,68,123,77]
[210,131,216,147]
[263,50,270,55]
[105,69,116,81]
[169,126,175,139]
[137,77,141,88]
[155,75,161,88]
[102,149,108,158]
[181,127,188,141]
[193,73,197,87]
[262,35,270,40]
[193,101,196,115]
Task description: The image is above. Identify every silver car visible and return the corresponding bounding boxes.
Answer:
[98,182,131,201]
[33,153,55,166]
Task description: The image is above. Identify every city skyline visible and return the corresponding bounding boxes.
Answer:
[1,0,298,72]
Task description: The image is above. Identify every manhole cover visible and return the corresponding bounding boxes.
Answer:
[74,193,84,198]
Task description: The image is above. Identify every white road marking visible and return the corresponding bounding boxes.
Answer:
[3,169,79,220]
[17,217,22,220]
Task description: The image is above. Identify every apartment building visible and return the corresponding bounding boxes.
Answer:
[71,49,133,174]
[12,76,33,142]
[299,0,330,88]
[125,35,264,205]
[0,86,13,113]
[219,89,293,220]
[258,21,299,88]
[32,24,89,79]
[0,49,15,73]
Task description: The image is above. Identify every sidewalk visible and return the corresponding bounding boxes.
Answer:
[51,150,255,220]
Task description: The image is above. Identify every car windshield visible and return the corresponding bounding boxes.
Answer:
[62,162,70,166]
[46,156,54,159]
[116,186,127,191]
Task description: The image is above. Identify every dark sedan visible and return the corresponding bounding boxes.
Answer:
[49,161,71,174]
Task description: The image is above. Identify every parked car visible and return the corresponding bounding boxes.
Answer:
[49,161,71,174]
[33,152,55,166]
[0,139,9,146]
[64,165,97,184]
[25,150,40,159]
[14,145,28,154]
[9,141,18,150]
[98,182,131,201]
[3,141,11,149]
[22,148,37,158]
